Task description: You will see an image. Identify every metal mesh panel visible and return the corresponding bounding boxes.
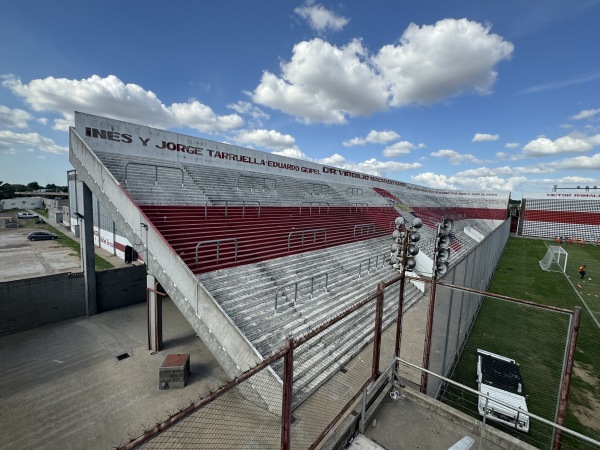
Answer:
[291,300,376,449]
[138,366,282,449]
[440,292,571,448]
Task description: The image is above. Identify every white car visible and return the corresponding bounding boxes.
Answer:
[477,349,530,432]
[17,212,39,219]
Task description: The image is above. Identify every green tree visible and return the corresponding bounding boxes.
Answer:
[27,181,40,190]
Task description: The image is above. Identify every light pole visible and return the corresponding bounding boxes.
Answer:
[421,218,453,394]
[390,216,423,367]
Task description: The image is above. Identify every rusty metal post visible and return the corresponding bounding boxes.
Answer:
[372,283,385,380]
[552,306,581,450]
[394,231,409,363]
[281,338,293,450]
[420,274,437,394]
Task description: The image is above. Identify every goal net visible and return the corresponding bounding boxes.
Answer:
[539,246,568,273]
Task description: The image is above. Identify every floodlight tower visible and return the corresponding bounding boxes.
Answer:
[390,216,423,364]
[421,218,453,394]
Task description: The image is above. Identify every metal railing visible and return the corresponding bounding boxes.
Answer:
[274,272,329,312]
[358,254,388,278]
[124,162,184,186]
[299,202,330,215]
[354,223,376,237]
[287,228,327,251]
[204,200,261,219]
[350,203,369,213]
[347,187,363,196]
[306,183,329,196]
[237,174,276,191]
[195,238,238,266]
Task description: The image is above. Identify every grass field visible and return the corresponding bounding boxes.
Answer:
[445,236,600,448]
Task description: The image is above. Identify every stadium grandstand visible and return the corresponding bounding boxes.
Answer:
[68,112,516,446]
[519,192,600,243]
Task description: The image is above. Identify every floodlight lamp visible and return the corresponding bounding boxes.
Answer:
[406,243,419,256]
[438,234,451,249]
[440,218,454,232]
[392,229,403,240]
[405,258,416,270]
[395,217,406,227]
[435,261,449,276]
[390,242,400,252]
[408,231,421,243]
[437,248,450,262]
[411,218,423,229]
[390,255,400,265]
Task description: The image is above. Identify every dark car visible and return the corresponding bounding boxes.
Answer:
[27,231,58,241]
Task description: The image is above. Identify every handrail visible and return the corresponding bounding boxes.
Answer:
[380,204,393,212]
[274,272,329,312]
[124,162,184,186]
[287,228,327,251]
[358,254,388,278]
[306,183,329,196]
[195,238,238,266]
[237,174,276,192]
[350,203,369,213]
[204,200,261,219]
[347,187,363,196]
[299,202,330,215]
[353,223,376,237]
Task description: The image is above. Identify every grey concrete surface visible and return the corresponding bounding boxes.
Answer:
[0,227,81,282]
[0,299,229,450]
[0,213,130,283]
[362,387,536,450]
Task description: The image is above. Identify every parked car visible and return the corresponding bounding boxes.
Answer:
[477,349,529,432]
[17,212,39,219]
[27,231,58,241]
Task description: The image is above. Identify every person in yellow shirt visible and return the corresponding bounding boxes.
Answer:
[578,265,587,280]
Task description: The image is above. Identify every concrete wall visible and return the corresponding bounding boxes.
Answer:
[0,272,86,336]
[0,266,147,336]
[96,264,147,311]
[0,197,44,210]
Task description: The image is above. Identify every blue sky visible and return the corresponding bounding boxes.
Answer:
[1,0,600,198]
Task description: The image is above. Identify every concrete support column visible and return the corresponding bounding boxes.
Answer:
[147,274,163,352]
[81,183,97,316]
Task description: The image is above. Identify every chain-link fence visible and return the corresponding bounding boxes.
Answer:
[439,292,574,448]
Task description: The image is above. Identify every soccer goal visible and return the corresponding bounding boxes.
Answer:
[539,246,568,273]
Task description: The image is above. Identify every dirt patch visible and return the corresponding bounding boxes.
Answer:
[571,362,600,432]
[0,243,29,250]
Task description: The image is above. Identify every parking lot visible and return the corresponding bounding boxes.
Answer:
[0,225,81,282]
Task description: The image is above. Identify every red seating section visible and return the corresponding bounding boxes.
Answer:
[141,205,399,274]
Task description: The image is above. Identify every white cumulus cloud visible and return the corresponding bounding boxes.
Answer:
[343,130,401,146]
[0,105,32,128]
[522,133,600,157]
[253,19,512,124]
[252,39,388,124]
[0,130,67,154]
[294,1,349,32]
[570,108,600,120]
[382,141,422,157]
[2,74,244,134]
[472,133,499,142]
[375,18,513,107]
[234,129,297,151]
[430,149,482,164]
